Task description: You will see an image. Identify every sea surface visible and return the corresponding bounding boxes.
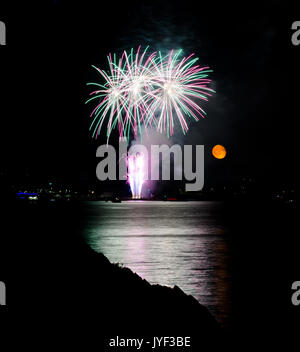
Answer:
[81,200,231,327]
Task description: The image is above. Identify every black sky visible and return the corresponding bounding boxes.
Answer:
[0,0,299,189]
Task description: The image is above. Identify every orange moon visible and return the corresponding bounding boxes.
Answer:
[212,145,227,159]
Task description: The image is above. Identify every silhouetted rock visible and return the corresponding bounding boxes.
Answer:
[2,201,223,350]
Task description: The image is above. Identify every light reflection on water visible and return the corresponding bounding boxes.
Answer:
[81,201,231,327]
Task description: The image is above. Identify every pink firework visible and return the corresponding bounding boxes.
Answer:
[127,152,145,199]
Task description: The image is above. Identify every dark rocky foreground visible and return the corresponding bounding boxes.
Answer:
[0,201,223,350]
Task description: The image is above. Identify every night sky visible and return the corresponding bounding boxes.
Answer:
[1,0,299,190]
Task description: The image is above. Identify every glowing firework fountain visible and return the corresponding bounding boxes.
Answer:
[127,153,145,199]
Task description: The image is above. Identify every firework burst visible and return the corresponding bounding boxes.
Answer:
[86,46,214,140]
[146,49,214,137]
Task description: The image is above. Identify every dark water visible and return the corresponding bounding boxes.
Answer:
[82,200,231,327]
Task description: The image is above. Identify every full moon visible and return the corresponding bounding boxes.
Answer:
[212,144,227,159]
